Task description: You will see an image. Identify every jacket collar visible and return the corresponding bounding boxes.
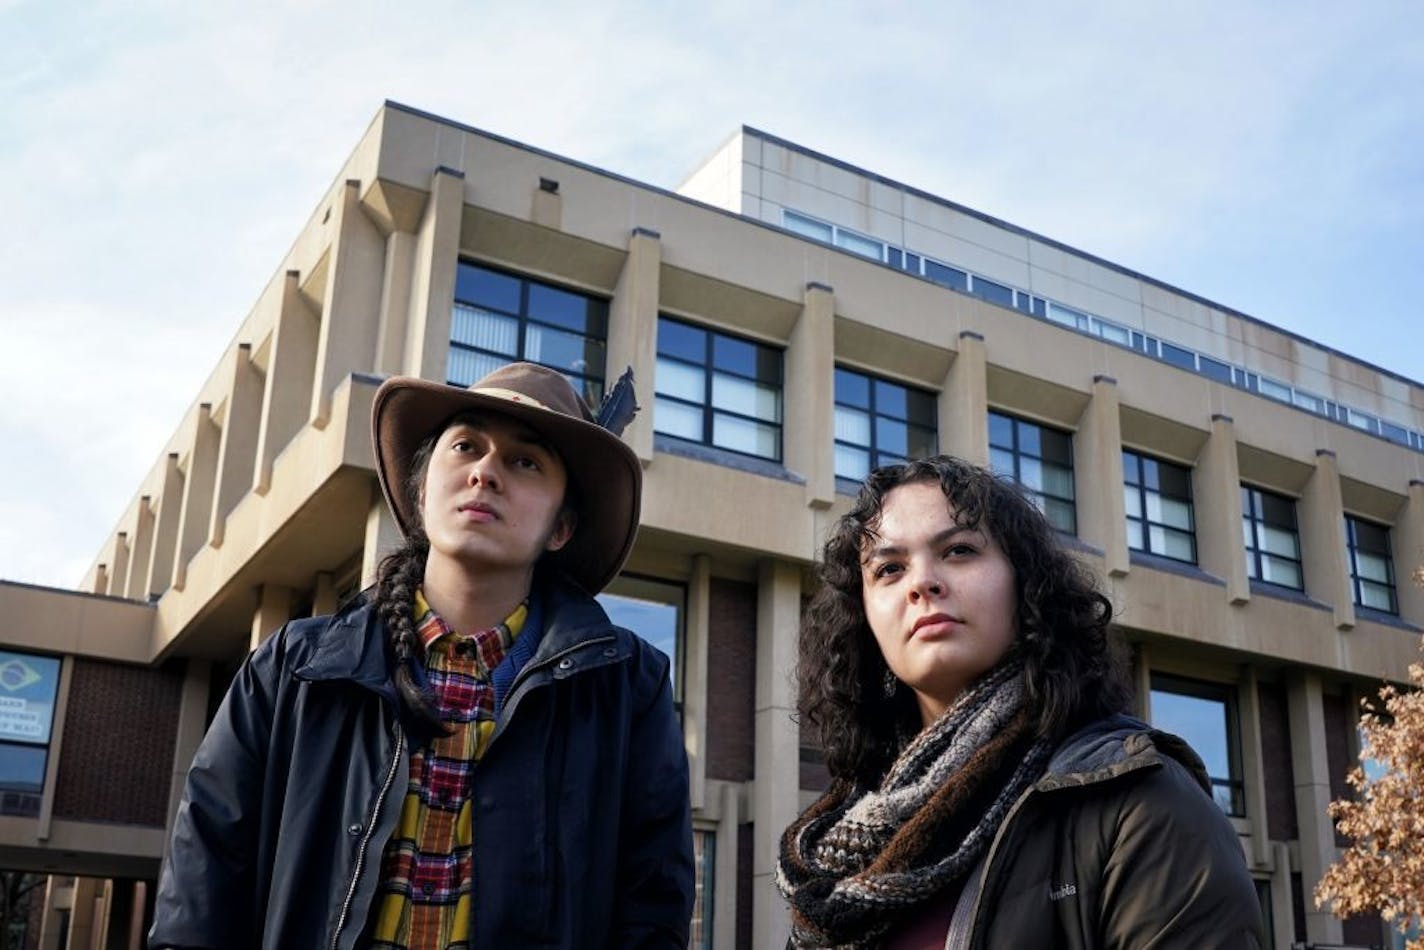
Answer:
[291,569,615,692]
[1036,713,1213,795]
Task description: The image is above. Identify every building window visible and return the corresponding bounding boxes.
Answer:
[989,412,1076,534]
[450,261,608,404]
[1149,674,1245,816]
[1241,486,1303,590]
[689,829,715,950]
[1346,515,1397,614]
[655,317,783,461]
[833,368,937,482]
[0,651,62,818]
[596,576,686,705]
[1123,451,1196,563]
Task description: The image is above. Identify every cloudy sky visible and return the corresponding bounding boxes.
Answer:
[2,0,1421,590]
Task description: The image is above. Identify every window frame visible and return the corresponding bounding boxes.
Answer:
[1345,514,1398,614]
[1149,673,1246,817]
[0,650,63,819]
[654,316,784,462]
[1241,485,1304,591]
[595,574,687,709]
[988,410,1077,535]
[832,366,938,482]
[449,260,609,405]
[1123,450,1197,564]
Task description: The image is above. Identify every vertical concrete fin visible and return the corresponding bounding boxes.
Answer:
[1397,479,1424,622]
[124,496,156,600]
[606,228,662,465]
[1198,414,1249,604]
[173,403,220,591]
[145,453,184,601]
[785,282,835,508]
[311,179,385,427]
[210,343,265,548]
[254,271,320,494]
[403,167,465,381]
[938,331,988,467]
[1300,450,1354,630]
[1076,375,1129,576]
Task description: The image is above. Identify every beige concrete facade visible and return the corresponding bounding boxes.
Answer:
[0,104,1420,948]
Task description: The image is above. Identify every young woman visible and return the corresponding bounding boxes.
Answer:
[777,456,1263,949]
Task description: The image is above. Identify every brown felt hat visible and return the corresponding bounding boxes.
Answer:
[372,362,642,594]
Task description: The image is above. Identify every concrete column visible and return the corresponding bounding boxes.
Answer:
[1196,414,1250,603]
[209,343,265,547]
[36,657,73,842]
[1132,643,1152,719]
[123,497,155,600]
[1237,665,1271,868]
[362,487,404,589]
[1299,449,1354,630]
[605,227,661,465]
[1269,841,1294,950]
[145,453,183,601]
[374,230,417,376]
[312,571,339,616]
[250,584,293,651]
[311,179,385,426]
[1075,375,1129,576]
[752,558,800,950]
[37,876,70,950]
[254,271,320,494]
[938,331,988,467]
[166,659,212,839]
[66,877,100,950]
[106,533,129,597]
[684,554,712,810]
[403,166,465,381]
[174,404,220,591]
[785,282,836,508]
[1397,479,1424,623]
[713,782,740,950]
[91,564,108,595]
[1287,671,1343,945]
[126,880,147,950]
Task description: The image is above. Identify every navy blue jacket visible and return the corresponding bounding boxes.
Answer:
[150,574,694,949]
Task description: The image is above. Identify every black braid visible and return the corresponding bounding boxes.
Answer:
[374,533,448,734]
[374,433,449,735]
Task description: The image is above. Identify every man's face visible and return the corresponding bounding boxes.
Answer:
[419,413,574,579]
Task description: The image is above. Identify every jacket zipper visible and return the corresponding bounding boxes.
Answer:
[329,720,404,950]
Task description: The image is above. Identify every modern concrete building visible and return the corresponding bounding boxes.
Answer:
[2,101,1421,949]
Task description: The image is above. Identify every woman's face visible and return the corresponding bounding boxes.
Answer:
[860,481,1018,728]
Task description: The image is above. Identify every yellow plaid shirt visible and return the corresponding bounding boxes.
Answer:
[367,591,527,950]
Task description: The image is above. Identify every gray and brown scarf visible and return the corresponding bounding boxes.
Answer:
[776,661,1053,949]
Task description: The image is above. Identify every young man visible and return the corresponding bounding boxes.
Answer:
[151,363,694,949]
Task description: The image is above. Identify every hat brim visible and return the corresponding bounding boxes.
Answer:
[372,377,642,594]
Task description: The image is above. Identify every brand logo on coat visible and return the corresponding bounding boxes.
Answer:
[1049,882,1078,901]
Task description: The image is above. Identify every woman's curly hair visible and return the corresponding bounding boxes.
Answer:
[800,455,1129,786]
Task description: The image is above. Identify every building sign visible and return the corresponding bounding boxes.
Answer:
[0,652,60,745]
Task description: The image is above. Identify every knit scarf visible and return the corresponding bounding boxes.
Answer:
[776,661,1053,949]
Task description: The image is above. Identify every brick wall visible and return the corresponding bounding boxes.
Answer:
[706,577,756,782]
[1256,680,1298,841]
[52,658,185,826]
